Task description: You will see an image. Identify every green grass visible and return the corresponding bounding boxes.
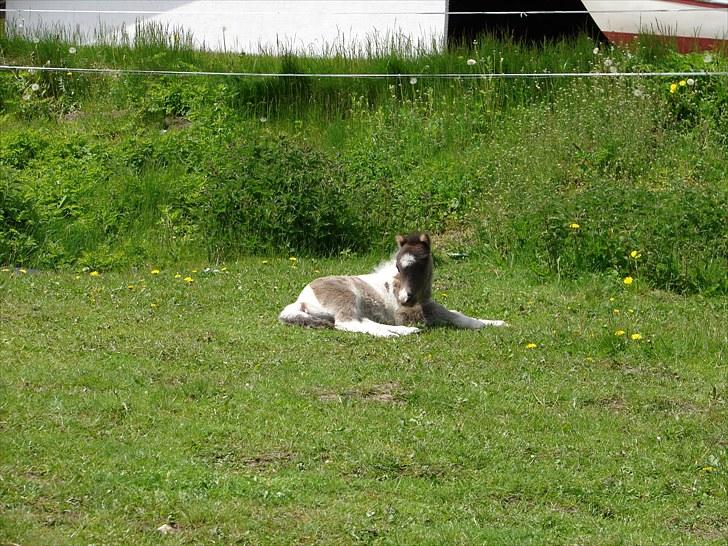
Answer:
[1,257,726,544]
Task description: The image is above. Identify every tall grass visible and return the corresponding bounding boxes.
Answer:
[1,30,727,293]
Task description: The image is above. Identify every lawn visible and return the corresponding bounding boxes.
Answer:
[1,256,726,544]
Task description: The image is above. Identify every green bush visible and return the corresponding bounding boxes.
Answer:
[0,167,39,265]
[203,134,360,258]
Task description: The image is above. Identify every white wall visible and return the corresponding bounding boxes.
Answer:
[6,1,447,54]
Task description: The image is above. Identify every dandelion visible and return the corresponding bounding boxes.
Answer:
[409,77,418,85]
[184,276,194,284]
[526,343,538,349]
[1,267,9,272]
[701,466,716,473]
[127,285,135,290]
[89,271,100,277]
[631,333,642,341]
[68,47,77,54]
[613,309,620,315]
[623,276,634,285]
[30,83,40,92]
[603,58,613,68]
[289,257,298,263]
[259,117,268,123]
[615,330,626,337]
[262,260,269,265]
[633,87,644,98]
[679,79,687,87]
[19,268,28,274]
[630,250,642,259]
[686,78,695,87]
[466,58,477,66]
[22,94,31,101]
[609,65,618,74]
[704,53,713,63]
[174,273,182,279]
[593,47,600,55]
[669,83,678,94]
[569,223,580,230]
[150,269,160,275]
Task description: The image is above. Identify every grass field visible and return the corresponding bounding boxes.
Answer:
[1,256,726,544]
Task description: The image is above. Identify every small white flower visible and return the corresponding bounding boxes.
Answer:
[686,78,695,86]
[409,77,417,85]
[30,83,39,92]
[466,58,477,66]
[68,47,77,54]
[703,53,713,63]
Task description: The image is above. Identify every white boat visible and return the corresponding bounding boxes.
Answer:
[582,0,728,51]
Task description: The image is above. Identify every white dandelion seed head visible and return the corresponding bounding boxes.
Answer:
[633,87,644,97]
[592,47,600,55]
[22,93,31,101]
[68,47,77,54]
[409,77,417,85]
[259,117,268,123]
[686,78,695,86]
[703,53,713,63]
[603,58,613,67]
[30,83,40,91]
[609,65,618,73]
[466,58,477,66]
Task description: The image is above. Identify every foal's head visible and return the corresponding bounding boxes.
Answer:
[394,233,433,307]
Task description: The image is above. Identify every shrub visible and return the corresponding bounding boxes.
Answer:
[203,133,360,258]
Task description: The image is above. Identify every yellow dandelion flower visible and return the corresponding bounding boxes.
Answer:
[174,273,182,279]
[701,466,716,473]
[615,330,626,337]
[630,250,641,259]
[623,276,634,285]
[150,303,158,308]
[679,79,687,87]
[630,333,642,341]
[127,285,135,290]
[184,276,194,283]
[192,269,198,274]
[569,223,580,230]
[1,267,9,272]
[19,268,28,274]
[669,83,678,93]
[613,309,620,315]
[89,271,100,277]
[262,260,269,265]
[526,343,538,349]
[150,269,160,275]
[289,256,298,263]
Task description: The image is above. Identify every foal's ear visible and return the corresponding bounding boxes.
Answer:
[395,234,406,247]
[419,233,431,247]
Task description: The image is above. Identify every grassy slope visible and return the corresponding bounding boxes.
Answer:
[1,259,726,544]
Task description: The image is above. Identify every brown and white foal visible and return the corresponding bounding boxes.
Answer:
[279,233,507,337]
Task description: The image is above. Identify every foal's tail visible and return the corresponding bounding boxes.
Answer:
[279,303,335,329]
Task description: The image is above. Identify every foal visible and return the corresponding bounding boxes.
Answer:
[278,233,507,337]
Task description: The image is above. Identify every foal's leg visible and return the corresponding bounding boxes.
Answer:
[423,301,507,329]
[335,318,420,338]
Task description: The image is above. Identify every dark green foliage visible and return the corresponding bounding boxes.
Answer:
[203,134,360,257]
